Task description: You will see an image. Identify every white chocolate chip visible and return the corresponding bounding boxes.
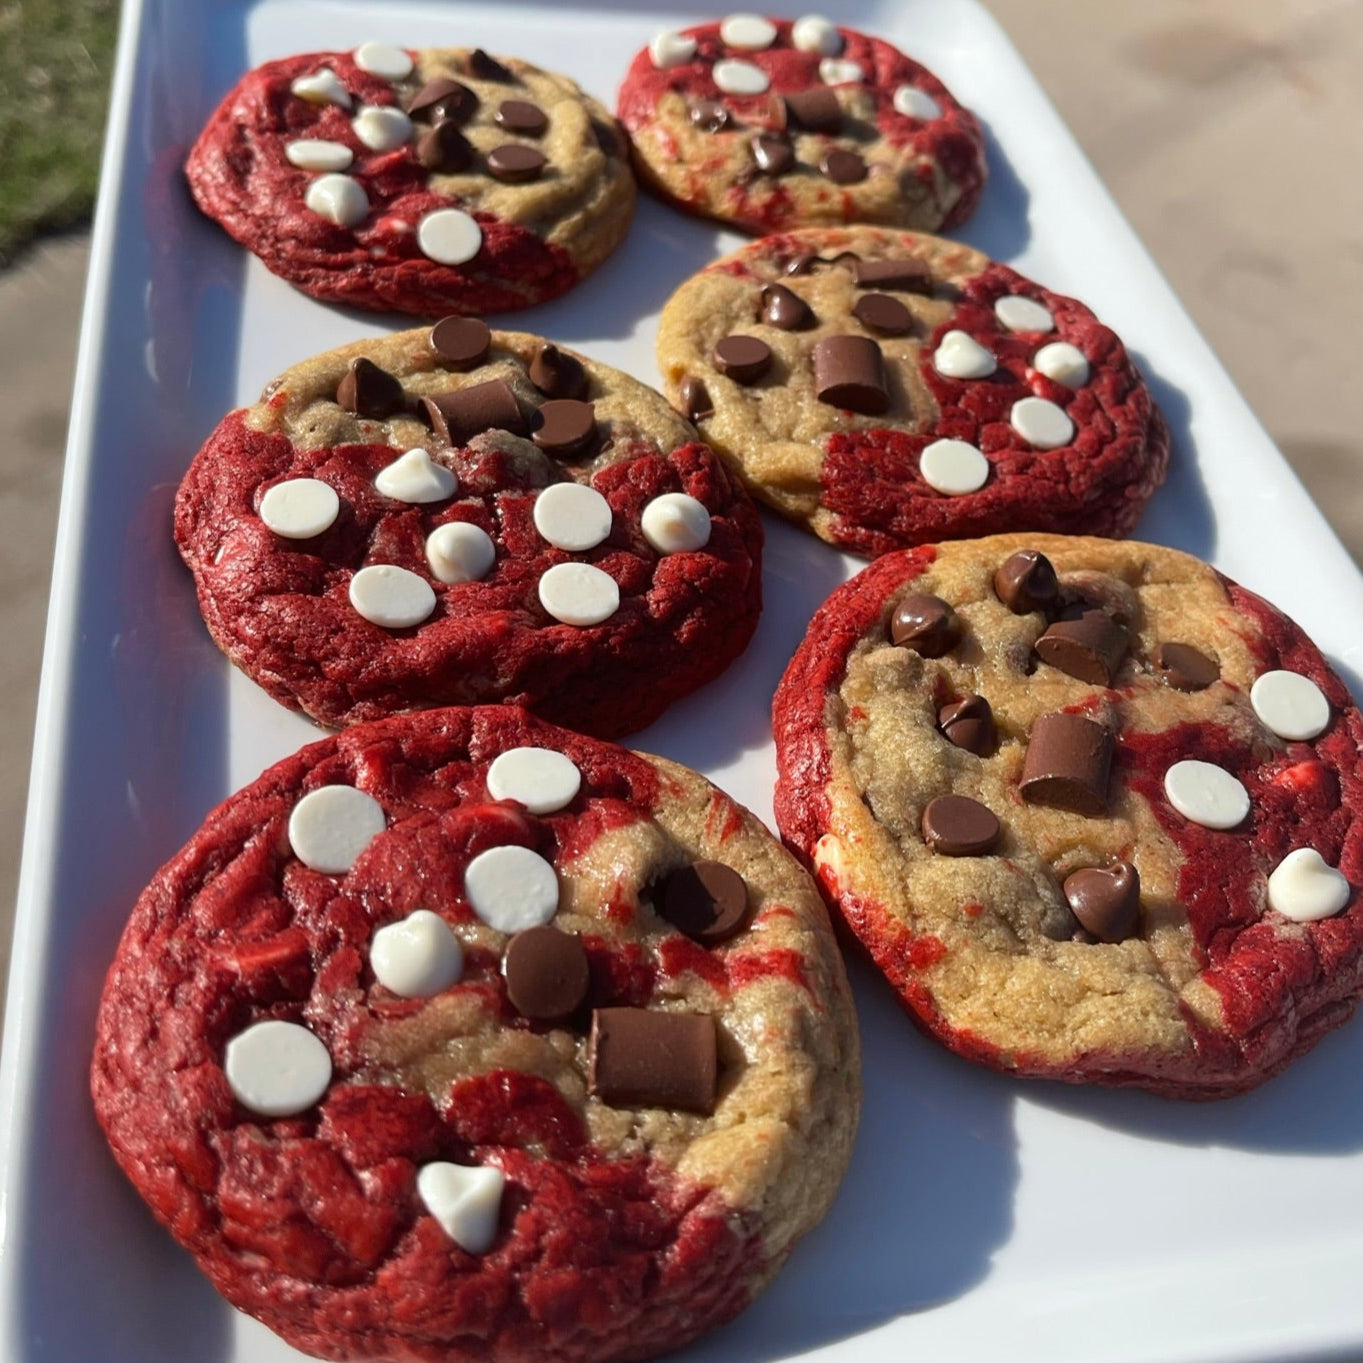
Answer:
[352,104,413,152]
[650,30,698,69]
[259,478,340,539]
[304,174,369,227]
[487,747,582,814]
[919,439,989,495]
[354,42,414,81]
[791,15,843,54]
[289,785,387,873]
[641,493,711,554]
[370,910,464,997]
[995,295,1056,333]
[285,139,354,172]
[349,564,436,628]
[417,208,483,265]
[417,1162,505,1254]
[224,1020,332,1117]
[1163,760,1250,831]
[532,483,612,552]
[426,522,496,584]
[1267,848,1352,923]
[720,13,777,49]
[933,329,997,380]
[892,84,942,120]
[375,448,457,504]
[1010,396,1074,449]
[1250,670,1331,741]
[713,58,770,95]
[464,845,559,932]
[538,562,620,626]
[291,68,352,109]
[1032,341,1090,388]
[819,57,864,84]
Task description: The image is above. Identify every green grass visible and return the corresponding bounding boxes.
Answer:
[0,0,120,264]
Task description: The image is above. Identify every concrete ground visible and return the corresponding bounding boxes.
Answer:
[0,0,1360,991]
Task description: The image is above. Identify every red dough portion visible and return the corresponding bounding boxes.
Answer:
[817,264,1170,556]
[187,52,579,313]
[174,413,763,737]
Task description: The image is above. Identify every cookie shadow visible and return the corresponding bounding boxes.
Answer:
[678,954,1020,1363]
[952,120,1031,262]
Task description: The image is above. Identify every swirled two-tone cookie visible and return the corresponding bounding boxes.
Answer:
[774,534,1363,1098]
[174,323,762,737]
[187,45,635,312]
[617,15,984,233]
[657,226,1170,557]
[92,706,860,1363]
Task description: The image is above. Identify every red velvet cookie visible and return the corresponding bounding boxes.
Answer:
[174,324,762,737]
[617,15,985,234]
[657,226,1170,557]
[91,706,860,1363]
[187,45,635,313]
[774,534,1363,1098]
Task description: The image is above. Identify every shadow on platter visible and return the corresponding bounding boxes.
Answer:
[953,120,1031,264]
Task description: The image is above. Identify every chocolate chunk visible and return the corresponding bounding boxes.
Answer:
[1063,862,1141,943]
[487,143,547,182]
[416,119,474,172]
[784,88,842,132]
[851,258,933,294]
[785,252,818,276]
[690,99,731,132]
[503,926,590,1022]
[994,549,1059,614]
[422,379,526,445]
[820,148,867,183]
[1020,712,1114,816]
[751,134,794,176]
[759,283,815,331]
[530,399,597,457]
[679,375,714,422]
[712,335,772,384]
[494,99,548,136]
[890,593,960,656]
[1035,610,1129,685]
[529,344,587,400]
[922,795,1001,856]
[336,357,406,418]
[468,49,513,82]
[938,695,995,755]
[429,316,491,369]
[812,334,888,414]
[1154,642,1219,692]
[852,292,912,336]
[408,78,477,125]
[658,861,749,945]
[589,1008,717,1114]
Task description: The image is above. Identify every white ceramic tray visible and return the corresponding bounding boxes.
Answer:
[5,1,1363,1361]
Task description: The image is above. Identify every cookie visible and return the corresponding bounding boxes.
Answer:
[91,706,860,1363]
[186,45,635,313]
[617,15,985,235]
[656,226,1170,557]
[773,533,1363,1098]
[174,324,762,737]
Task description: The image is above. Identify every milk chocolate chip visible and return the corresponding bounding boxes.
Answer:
[494,99,548,136]
[820,148,867,183]
[759,283,815,331]
[422,379,526,445]
[938,695,995,755]
[713,335,772,383]
[529,344,587,400]
[1035,610,1129,685]
[429,316,491,369]
[812,335,888,414]
[1020,712,1114,816]
[922,795,1001,856]
[504,926,590,1022]
[336,357,406,418]
[690,99,731,132]
[1154,642,1219,692]
[851,258,933,294]
[487,143,547,182]
[852,293,912,335]
[785,252,818,276]
[530,399,597,457]
[890,593,960,656]
[468,49,513,82]
[994,549,1059,614]
[784,87,842,132]
[417,119,474,172]
[679,375,714,421]
[752,134,794,175]
[408,78,477,125]
[589,1008,717,1114]
[658,861,749,945]
[1063,862,1141,943]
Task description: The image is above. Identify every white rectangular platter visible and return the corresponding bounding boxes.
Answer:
[4,1,1363,1361]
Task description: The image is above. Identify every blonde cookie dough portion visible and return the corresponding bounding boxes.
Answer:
[817,534,1285,1070]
